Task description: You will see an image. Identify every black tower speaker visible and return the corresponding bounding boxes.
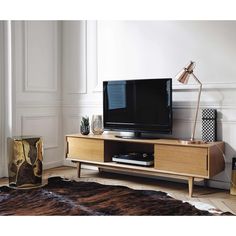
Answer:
[202,108,217,142]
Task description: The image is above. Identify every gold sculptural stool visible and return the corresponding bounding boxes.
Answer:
[8,136,43,189]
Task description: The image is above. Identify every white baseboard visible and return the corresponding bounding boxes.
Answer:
[81,164,98,170]
[63,159,98,170]
[63,159,76,167]
[43,160,64,170]
[207,179,230,190]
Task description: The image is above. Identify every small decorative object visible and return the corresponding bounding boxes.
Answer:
[8,136,43,188]
[202,108,217,142]
[91,115,104,135]
[175,61,205,144]
[230,157,236,195]
[80,116,90,135]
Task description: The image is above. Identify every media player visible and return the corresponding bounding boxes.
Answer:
[112,153,154,166]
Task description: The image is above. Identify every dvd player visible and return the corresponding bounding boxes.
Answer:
[112,153,154,166]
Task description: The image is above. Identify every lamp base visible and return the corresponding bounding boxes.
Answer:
[178,139,207,145]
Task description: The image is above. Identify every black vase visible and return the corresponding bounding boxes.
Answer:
[80,125,90,135]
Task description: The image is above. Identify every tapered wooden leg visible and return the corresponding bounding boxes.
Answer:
[188,177,194,197]
[77,162,81,178]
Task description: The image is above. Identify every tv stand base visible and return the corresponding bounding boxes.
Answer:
[66,134,225,198]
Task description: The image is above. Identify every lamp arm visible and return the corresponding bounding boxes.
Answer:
[190,73,202,141]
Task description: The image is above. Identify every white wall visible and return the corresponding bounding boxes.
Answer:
[11,21,64,170]
[62,20,236,189]
[97,21,236,87]
[0,21,5,177]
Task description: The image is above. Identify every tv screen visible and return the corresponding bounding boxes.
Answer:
[103,78,172,138]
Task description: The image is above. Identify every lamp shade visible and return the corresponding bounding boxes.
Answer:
[175,61,196,84]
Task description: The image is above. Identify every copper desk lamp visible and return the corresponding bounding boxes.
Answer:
[175,61,205,144]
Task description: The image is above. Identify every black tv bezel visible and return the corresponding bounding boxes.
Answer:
[103,78,172,137]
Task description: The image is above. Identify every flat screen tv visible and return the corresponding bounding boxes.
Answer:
[103,78,172,139]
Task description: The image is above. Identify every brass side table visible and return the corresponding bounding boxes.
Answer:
[8,136,43,188]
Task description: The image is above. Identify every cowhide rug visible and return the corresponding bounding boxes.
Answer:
[0,177,232,216]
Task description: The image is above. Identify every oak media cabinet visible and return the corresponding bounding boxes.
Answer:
[66,133,225,197]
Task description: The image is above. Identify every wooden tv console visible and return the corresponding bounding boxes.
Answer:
[66,133,225,197]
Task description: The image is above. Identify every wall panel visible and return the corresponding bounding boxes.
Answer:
[12,21,63,170]
[62,21,87,95]
[24,21,58,92]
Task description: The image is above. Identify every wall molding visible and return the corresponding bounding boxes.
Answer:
[72,20,87,95]
[173,102,236,110]
[21,114,59,149]
[68,114,82,118]
[64,110,236,125]
[16,100,62,108]
[173,81,236,90]
[174,118,236,125]
[24,22,58,92]
[88,21,103,93]
[93,21,100,92]
[62,102,236,110]
[63,21,87,95]
[63,103,101,108]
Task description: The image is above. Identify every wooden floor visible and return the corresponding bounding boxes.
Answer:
[1,166,236,215]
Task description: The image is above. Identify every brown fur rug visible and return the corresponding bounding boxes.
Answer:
[0,177,232,216]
